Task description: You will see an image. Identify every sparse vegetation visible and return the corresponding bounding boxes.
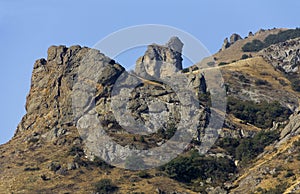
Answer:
[137,170,151,178]
[227,97,292,129]
[256,183,288,194]
[264,28,300,46]
[242,28,300,52]
[242,39,265,52]
[69,145,84,157]
[159,150,236,184]
[93,179,118,194]
[217,130,280,165]
[235,130,280,164]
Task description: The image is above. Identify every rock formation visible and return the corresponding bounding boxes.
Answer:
[135,36,183,78]
[221,38,230,51]
[261,37,300,73]
[220,33,242,51]
[2,28,300,193]
[229,33,242,44]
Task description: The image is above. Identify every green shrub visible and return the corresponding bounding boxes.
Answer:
[242,28,300,52]
[227,97,292,129]
[218,62,228,66]
[242,39,265,52]
[291,79,300,92]
[94,179,118,194]
[255,79,270,86]
[241,54,249,60]
[137,171,151,178]
[216,137,240,157]
[264,28,300,46]
[235,130,279,164]
[218,130,279,165]
[285,170,295,178]
[69,145,84,156]
[159,150,236,183]
[182,68,190,73]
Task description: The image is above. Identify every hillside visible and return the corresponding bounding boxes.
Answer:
[0,28,300,193]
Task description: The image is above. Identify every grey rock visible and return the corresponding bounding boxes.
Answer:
[135,37,183,78]
[260,37,300,73]
[165,36,184,53]
[221,38,230,51]
[206,186,227,194]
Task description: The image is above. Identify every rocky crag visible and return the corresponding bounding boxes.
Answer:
[0,28,300,193]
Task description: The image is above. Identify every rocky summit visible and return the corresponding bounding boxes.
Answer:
[0,28,300,193]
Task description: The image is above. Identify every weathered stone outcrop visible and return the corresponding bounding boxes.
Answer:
[221,38,230,51]
[14,42,209,168]
[261,37,300,73]
[135,37,183,78]
[15,45,125,140]
[229,33,242,44]
[220,33,242,51]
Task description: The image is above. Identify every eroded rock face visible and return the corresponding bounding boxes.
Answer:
[221,38,230,51]
[15,45,125,139]
[135,37,183,78]
[15,42,209,165]
[261,37,300,73]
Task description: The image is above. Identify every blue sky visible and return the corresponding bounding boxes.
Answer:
[1,0,299,144]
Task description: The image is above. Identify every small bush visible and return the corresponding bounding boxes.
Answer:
[285,170,295,178]
[255,79,270,86]
[94,179,118,194]
[241,54,249,60]
[24,167,40,171]
[218,62,228,66]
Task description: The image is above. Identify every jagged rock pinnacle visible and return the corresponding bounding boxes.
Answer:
[165,36,184,53]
